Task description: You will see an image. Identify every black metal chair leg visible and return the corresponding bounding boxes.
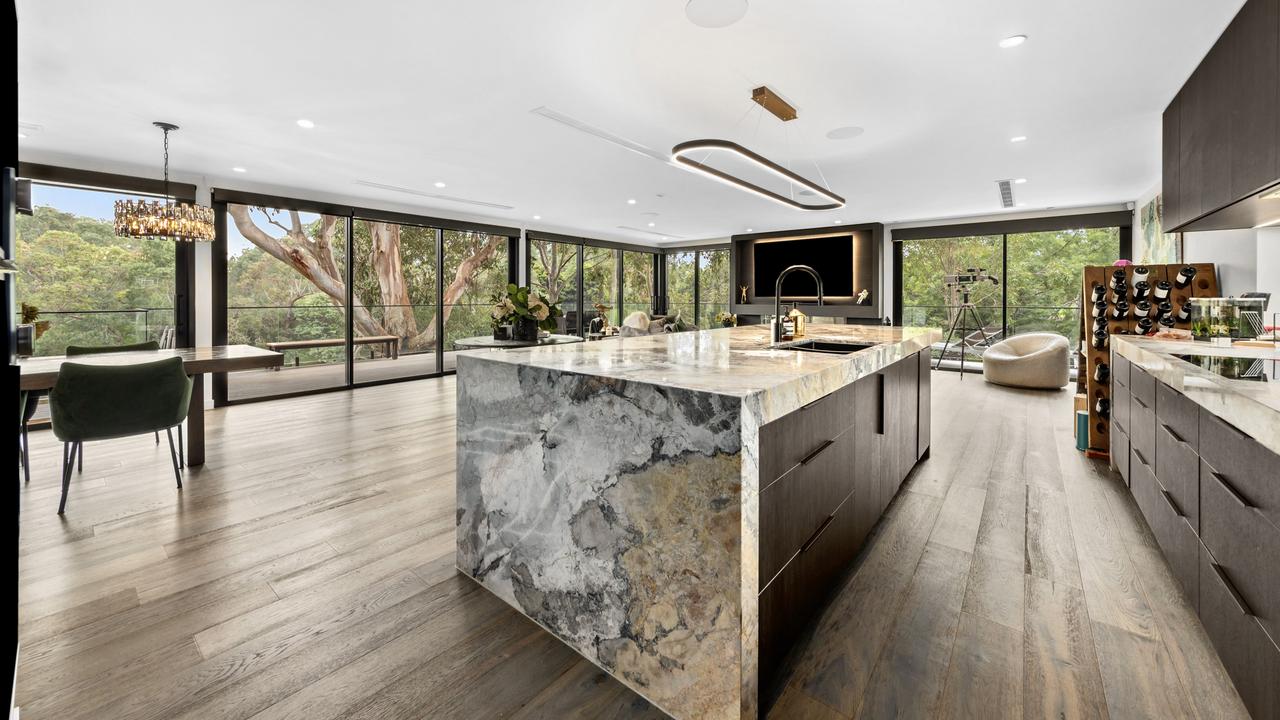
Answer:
[21,421,30,484]
[77,441,83,473]
[178,423,184,469]
[58,441,78,514]
[155,430,160,445]
[166,427,183,489]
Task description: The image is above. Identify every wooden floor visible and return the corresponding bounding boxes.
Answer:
[16,373,1248,719]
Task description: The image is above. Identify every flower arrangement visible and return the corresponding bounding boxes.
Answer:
[490,284,562,332]
[715,311,737,328]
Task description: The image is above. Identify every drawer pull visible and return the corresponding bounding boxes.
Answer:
[800,439,835,466]
[1160,423,1187,446]
[1160,489,1184,519]
[1133,395,1149,410]
[1209,470,1255,510]
[1133,448,1150,469]
[800,395,826,411]
[1210,562,1253,617]
[800,513,836,554]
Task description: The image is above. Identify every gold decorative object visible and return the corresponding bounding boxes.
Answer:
[787,307,807,338]
[739,285,748,303]
[114,122,215,242]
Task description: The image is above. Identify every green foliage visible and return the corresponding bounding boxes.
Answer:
[15,205,175,355]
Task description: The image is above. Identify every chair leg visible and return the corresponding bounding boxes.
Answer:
[77,441,83,473]
[58,442,78,514]
[178,423,185,469]
[21,420,30,484]
[155,430,160,445]
[166,427,183,489]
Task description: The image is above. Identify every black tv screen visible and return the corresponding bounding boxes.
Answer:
[753,235,855,298]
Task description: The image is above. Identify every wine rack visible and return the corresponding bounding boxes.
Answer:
[1077,263,1219,458]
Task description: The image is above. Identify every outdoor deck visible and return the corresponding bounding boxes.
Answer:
[227,351,458,400]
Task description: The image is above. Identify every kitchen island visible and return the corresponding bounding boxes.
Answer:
[455,324,939,719]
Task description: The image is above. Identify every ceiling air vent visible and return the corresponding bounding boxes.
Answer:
[996,180,1015,208]
[530,106,669,163]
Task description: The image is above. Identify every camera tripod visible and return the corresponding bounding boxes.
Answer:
[935,287,994,378]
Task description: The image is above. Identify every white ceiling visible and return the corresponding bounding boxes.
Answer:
[16,0,1244,245]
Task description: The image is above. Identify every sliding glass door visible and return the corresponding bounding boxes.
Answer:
[697,248,730,325]
[1006,228,1119,351]
[621,250,656,321]
[225,203,350,400]
[666,251,696,322]
[442,229,509,369]
[582,246,618,329]
[351,218,438,383]
[529,237,580,335]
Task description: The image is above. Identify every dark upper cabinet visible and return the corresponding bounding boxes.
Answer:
[1163,0,1280,232]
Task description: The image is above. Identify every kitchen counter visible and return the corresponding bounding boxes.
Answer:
[1112,336,1280,456]
[454,324,940,719]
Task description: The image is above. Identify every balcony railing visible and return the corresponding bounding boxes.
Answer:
[18,307,175,357]
[902,303,1083,368]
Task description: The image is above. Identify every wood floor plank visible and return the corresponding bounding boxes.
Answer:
[1024,484,1082,589]
[1090,620,1195,720]
[936,611,1023,720]
[962,550,1024,632]
[1022,575,1109,720]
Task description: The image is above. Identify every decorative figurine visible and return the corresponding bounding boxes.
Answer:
[739,285,748,304]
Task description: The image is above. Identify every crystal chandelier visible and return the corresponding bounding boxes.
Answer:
[114,122,215,242]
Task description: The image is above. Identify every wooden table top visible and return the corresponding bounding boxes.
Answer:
[18,345,284,390]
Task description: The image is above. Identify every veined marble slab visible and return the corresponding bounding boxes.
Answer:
[1113,336,1280,456]
[455,324,940,719]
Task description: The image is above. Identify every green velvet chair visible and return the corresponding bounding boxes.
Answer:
[49,357,192,514]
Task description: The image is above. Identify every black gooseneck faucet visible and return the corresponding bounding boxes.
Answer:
[773,264,824,343]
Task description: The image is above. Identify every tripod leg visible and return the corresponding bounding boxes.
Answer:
[936,310,963,370]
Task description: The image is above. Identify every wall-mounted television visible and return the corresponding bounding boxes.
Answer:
[753,234,857,298]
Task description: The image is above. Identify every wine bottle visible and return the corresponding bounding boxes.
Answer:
[1090,283,1106,303]
[1095,398,1110,419]
[1110,300,1129,319]
[1094,363,1110,383]
[1132,280,1150,301]
[1091,300,1108,318]
[1092,315,1108,332]
[1159,314,1175,328]
[1137,317,1154,334]
[1156,300,1172,318]
[1176,301,1191,322]
[1109,269,1126,289]
[1131,266,1150,284]
[1133,300,1151,318]
[1092,329,1108,350]
[1174,265,1197,289]
[1111,284,1128,304]
[1153,280,1171,301]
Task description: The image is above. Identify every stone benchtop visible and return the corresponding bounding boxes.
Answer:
[457,324,940,427]
[1113,336,1280,456]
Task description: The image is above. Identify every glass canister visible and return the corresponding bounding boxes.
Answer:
[1190,297,1268,343]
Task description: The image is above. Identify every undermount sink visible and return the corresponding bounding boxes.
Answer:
[786,340,877,355]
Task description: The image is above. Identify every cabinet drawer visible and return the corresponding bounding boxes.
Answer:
[759,383,856,484]
[1156,422,1199,531]
[1199,411,1280,532]
[1130,364,1156,410]
[759,493,861,694]
[1198,544,1280,720]
[1132,455,1198,606]
[1129,395,1156,470]
[760,427,856,585]
[1111,424,1130,487]
[1111,376,1130,434]
[1156,382,1199,453]
[1199,456,1280,648]
[1112,351,1131,388]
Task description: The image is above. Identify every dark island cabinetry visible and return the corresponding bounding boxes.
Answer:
[757,349,929,701]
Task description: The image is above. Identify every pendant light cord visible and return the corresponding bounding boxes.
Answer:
[161,126,172,216]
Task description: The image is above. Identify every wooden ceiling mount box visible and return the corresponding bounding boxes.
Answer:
[752,86,797,122]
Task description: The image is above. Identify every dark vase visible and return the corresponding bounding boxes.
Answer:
[512,316,539,342]
[492,325,510,341]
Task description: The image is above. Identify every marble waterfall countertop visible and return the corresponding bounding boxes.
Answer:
[455,323,940,426]
[1112,336,1280,455]
[454,324,939,719]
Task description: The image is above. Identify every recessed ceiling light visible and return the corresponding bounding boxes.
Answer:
[833,219,843,225]
[1010,136,1028,143]
[826,126,865,140]
[746,227,754,232]
[17,132,26,139]
[1017,202,1027,207]
[662,236,670,241]
[999,35,1027,49]
[685,0,748,28]
[296,118,315,129]
[232,167,247,173]
[1014,178,1027,184]
[627,198,637,205]
[648,222,656,227]
[434,181,446,188]
[532,215,541,220]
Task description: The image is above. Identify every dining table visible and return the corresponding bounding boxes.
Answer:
[18,345,283,466]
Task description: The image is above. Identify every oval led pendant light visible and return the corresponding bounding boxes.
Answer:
[671,139,845,210]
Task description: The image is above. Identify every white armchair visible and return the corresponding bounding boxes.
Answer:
[982,332,1070,389]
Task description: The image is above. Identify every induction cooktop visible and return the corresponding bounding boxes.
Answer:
[1172,354,1277,381]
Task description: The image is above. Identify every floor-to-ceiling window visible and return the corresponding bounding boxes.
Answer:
[897,216,1125,371]
[581,245,618,329]
[14,182,178,356]
[665,251,696,322]
[621,250,656,321]
[529,237,580,335]
[696,248,730,325]
[441,229,509,369]
[352,218,438,382]
[224,203,350,400]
